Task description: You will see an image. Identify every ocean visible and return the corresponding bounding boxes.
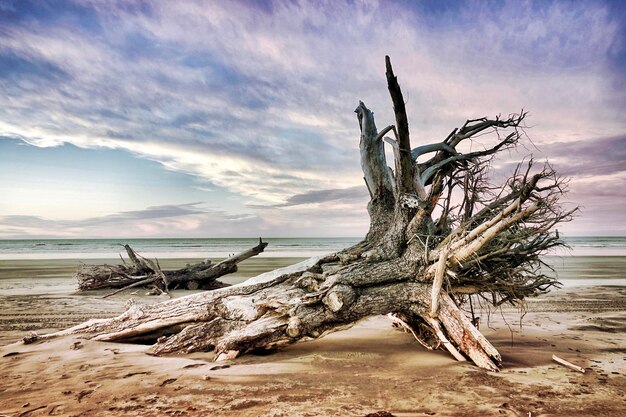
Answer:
[0,237,361,260]
[0,236,625,260]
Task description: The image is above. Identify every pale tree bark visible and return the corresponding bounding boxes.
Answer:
[75,240,268,295]
[28,57,575,371]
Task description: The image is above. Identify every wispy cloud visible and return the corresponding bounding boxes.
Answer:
[539,135,626,177]
[0,0,624,236]
[259,186,369,208]
[0,203,264,238]
[0,200,369,238]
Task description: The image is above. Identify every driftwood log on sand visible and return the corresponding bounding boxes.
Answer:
[32,56,575,371]
[75,239,268,295]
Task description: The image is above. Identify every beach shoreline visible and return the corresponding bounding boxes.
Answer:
[0,256,625,416]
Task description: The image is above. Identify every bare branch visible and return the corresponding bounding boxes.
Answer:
[411,142,458,160]
[385,55,414,194]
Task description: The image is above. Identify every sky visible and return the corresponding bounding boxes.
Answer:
[0,0,624,238]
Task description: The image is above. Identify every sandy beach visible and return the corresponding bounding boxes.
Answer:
[0,257,625,417]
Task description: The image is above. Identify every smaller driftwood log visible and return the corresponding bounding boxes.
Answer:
[75,239,268,296]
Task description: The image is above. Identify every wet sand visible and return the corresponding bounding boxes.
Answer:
[0,257,625,416]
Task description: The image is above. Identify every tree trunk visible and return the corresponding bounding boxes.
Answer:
[75,239,268,293]
[31,56,573,371]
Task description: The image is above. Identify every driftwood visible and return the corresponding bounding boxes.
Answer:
[552,354,586,373]
[75,239,268,294]
[34,56,575,371]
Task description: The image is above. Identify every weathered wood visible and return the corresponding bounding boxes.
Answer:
[388,313,433,350]
[552,355,585,373]
[430,248,449,316]
[124,244,149,270]
[166,238,268,285]
[385,55,414,195]
[75,239,268,294]
[355,101,395,201]
[34,56,573,372]
[102,276,155,299]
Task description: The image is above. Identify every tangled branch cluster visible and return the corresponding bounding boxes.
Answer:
[415,114,576,306]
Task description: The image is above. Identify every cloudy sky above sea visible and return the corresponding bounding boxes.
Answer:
[0,0,624,238]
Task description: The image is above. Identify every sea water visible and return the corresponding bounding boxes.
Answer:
[0,236,625,260]
[0,237,362,260]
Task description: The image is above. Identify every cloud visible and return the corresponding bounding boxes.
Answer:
[0,203,266,238]
[269,186,369,207]
[538,135,626,177]
[560,173,626,235]
[0,200,369,238]
[0,0,624,235]
[75,202,206,226]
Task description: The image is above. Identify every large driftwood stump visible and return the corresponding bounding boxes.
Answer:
[75,239,268,294]
[33,57,574,370]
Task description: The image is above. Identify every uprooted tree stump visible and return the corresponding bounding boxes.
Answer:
[31,56,575,371]
[75,239,268,296]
